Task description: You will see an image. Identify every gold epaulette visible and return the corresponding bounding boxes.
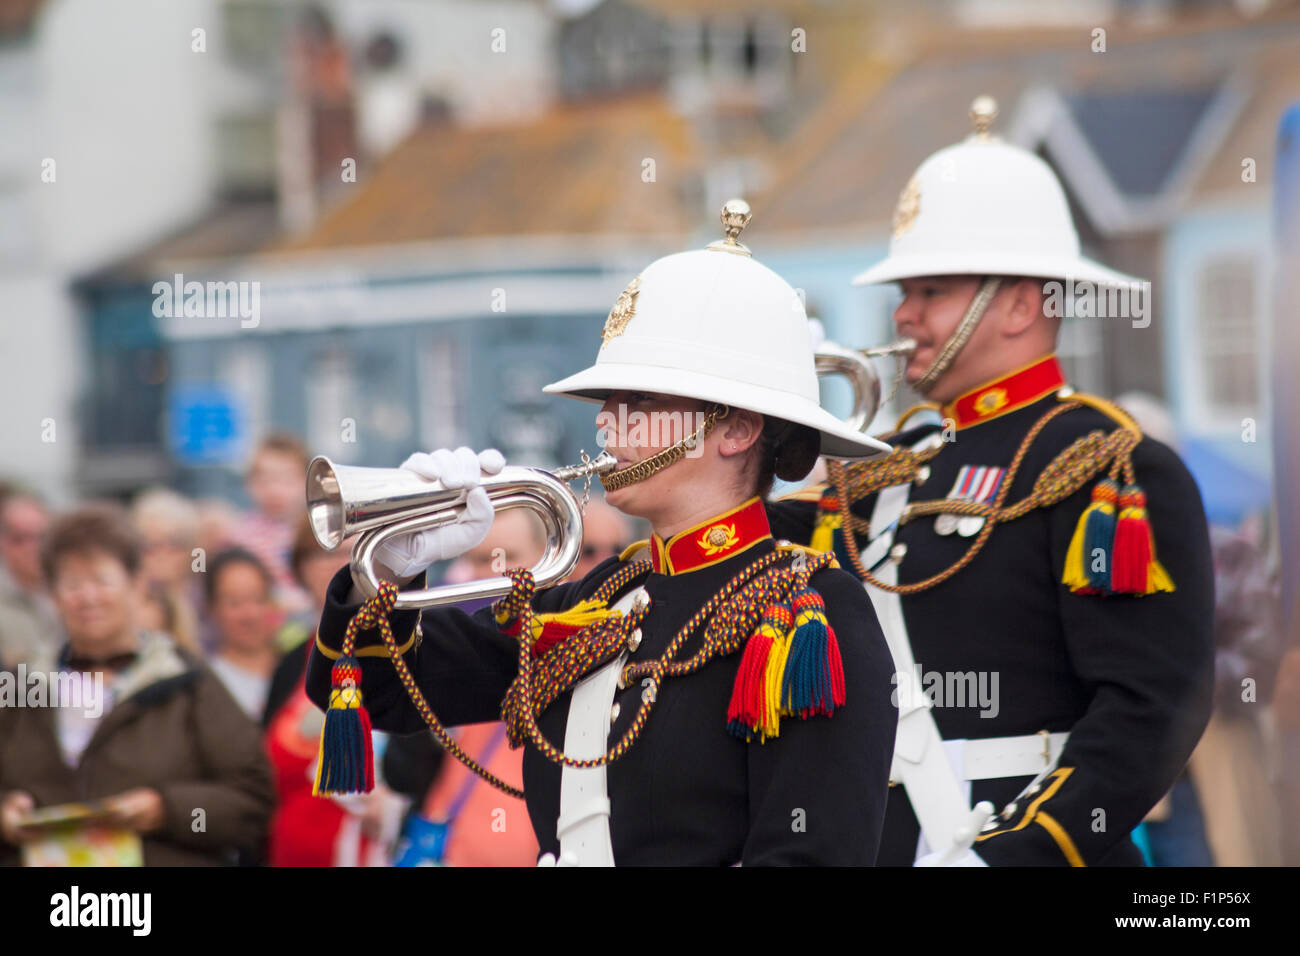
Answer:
[894,401,942,432]
[775,482,829,504]
[1056,389,1142,436]
[619,539,650,563]
[776,540,840,570]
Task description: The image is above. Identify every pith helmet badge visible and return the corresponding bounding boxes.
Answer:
[892,176,921,238]
[601,275,641,346]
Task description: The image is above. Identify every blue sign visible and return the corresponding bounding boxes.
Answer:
[167,385,245,465]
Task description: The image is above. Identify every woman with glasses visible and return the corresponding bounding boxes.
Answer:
[306,203,898,866]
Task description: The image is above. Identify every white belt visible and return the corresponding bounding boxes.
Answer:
[946,731,1070,782]
[539,586,644,868]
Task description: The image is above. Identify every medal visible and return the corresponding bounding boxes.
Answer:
[935,513,959,535]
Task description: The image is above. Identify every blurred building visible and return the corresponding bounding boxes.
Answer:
[4,0,1292,529]
[755,6,1295,526]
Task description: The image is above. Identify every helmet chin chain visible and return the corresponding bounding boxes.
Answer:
[599,404,730,492]
[911,276,1002,395]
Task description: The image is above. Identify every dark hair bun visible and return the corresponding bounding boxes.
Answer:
[773,424,821,482]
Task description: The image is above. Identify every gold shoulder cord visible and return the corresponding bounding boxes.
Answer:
[829,401,1141,594]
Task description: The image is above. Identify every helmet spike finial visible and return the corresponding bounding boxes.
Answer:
[707,199,753,256]
[970,95,999,141]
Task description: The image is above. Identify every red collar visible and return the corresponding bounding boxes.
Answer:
[649,497,772,575]
[941,354,1066,429]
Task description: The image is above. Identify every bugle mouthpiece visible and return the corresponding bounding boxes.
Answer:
[861,338,917,359]
[552,451,618,483]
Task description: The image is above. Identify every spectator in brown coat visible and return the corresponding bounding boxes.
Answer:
[0,503,274,866]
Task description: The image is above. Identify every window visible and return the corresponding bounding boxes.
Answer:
[221,0,282,67]
[222,344,269,459]
[214,112,278,200]
[1196,256,1259,413]
[419,334,465,452]
[305,349,357,463]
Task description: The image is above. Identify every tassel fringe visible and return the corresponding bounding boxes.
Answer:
[810,496,843,555]
[1063,477,1174,596]
[728,583,846,743]
[313,656,375,796]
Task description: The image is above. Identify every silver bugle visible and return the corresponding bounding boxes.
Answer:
[814,338,916,432]
[306,451,617,609]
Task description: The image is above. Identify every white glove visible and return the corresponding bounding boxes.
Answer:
[371,447,506,579]
[914,847,988,867]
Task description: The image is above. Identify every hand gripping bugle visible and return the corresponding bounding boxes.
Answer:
[306,452,618,610]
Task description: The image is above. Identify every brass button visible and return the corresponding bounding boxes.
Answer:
[627,628,642,651]
[915,465,930,486]
[610,702,621,722]
[890,542,907,562]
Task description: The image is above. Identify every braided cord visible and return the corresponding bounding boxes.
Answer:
[357,581,526,798]
[830,401,1137,593]
[346,546,832,796]
[502,548,833,770]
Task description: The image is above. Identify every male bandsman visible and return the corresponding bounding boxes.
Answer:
[769,97,1214,866]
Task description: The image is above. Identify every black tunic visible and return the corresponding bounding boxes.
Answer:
[306,527,898,865]
[767,392,1215,865]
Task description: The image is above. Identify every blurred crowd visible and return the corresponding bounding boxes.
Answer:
[0,433,636,867]
[0,430,1294,866]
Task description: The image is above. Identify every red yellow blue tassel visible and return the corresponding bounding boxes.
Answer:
[761,616,793,738]
[1063,477,1174,596]
[313,656,375,796]
[1063,478,1118,594]
[1110,484,1175,594]
[781,586,846,718]
[728,585,846,742]
[727,603,787,742]
[810,494,843,554]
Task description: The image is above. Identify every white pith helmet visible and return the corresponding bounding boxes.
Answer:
[544,200,891,460]
[852,96,1142,288]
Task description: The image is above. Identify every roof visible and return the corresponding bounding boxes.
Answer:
[75,202,282,287]
[273,93,701,252]
[1065,88,1219,198]
[756,8,1300,237]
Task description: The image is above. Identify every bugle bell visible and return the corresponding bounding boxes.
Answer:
[306,452,618,610]
[814,337,917,432]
